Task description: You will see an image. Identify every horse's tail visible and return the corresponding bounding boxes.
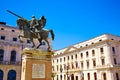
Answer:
[49,29,54,40]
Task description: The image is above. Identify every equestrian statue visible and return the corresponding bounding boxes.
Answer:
[7,10,55,52]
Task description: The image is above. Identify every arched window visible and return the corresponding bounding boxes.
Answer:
[10,50,16,62]
[7,70,16,80]
[103,73,106,80]
[0,49,4,62]
[0,70,3,80]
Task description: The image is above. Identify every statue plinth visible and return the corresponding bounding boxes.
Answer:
[21,48,54,80]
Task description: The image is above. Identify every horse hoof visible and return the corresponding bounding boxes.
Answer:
[48,49,51,52]
[32,46,35,48]
[36,45,40,49]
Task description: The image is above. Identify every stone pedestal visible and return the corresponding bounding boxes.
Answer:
[21,48,54,80]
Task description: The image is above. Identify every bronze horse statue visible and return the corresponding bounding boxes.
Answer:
[17,18,54,51]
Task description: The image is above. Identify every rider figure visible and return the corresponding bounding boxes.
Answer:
[30,15,39,33]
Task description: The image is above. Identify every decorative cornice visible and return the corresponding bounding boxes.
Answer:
[53,39,120,58]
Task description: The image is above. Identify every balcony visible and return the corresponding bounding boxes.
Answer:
[96,63,120,70]
[0,61,21,65]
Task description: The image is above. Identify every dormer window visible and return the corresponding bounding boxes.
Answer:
[91,42,94,44]
[99,39,102,42]
[111,38,114,40]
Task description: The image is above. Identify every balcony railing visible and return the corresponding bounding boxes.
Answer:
[0,61,21,65]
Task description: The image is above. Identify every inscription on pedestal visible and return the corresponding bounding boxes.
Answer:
[32,64,45,78]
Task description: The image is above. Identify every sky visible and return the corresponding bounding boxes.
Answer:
[0,0,120,50]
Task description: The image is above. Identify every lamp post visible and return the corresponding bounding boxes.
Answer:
[60,67,63,80]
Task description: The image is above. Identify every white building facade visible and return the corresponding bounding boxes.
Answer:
[52,34,120,80]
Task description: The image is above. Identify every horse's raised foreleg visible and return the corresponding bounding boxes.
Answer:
[36,38,42,48]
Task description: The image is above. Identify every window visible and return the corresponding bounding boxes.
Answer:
[64,57,65,61]
[112,47,115,54]
[87,73,90,80]
[116,72,119,80]
[75,54,77,59]
[0,70,3,80]
[75,61,78,68]
[101,58,105,65]
[27,40,31,43]
[0,49,4,62]
[81,61,83,69]
[81,53,83,58]
[100,47,104,54]
[93,60,96,67]
[57,65,58,71]
[1,28,4,30]
[86,61,89,68]
[86,44,88,46]
[94,72,97,80]
[10,50,16,62]
[60,58,62,62]
[86,51,89,57]
[71,55,73,60]
[91,42,94,44]
[92,50,95,56]
[57,59,58,62]
[114,58,117,64]
[103,73,106,80]
[7,70,16,80]
[68,56,69,60]
[1,36,5,40]
[13,38,17,41]
[111,38,114,40]
[12,30,15,32]
[72,62,74,69]
[99,39,102,42]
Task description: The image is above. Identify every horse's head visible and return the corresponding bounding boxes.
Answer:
[17,18,30,30]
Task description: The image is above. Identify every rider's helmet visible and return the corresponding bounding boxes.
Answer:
[32,15,35,20]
